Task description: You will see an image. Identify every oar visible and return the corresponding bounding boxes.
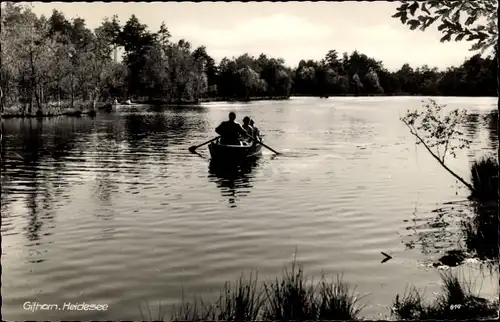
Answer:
[188,136,220,153]
[258,140,281,155]
[246,134,280,155]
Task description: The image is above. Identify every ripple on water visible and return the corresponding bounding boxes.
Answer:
[1,98,497,320]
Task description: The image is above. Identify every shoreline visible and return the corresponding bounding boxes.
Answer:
[1,94,497,119]
[292,93,498,98]
[0,97,290,118]
[0,100,110,119]
[134,96,292,105]
[1,108,98,119]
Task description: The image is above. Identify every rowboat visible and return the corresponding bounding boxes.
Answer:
[208,138,262,161]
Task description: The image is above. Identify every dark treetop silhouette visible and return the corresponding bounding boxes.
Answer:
[1,3,497,118]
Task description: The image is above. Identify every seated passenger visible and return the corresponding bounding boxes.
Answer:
[242,116,254,142]
[249,119,262,142]
[215,112,250,145]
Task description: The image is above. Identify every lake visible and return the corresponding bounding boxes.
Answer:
[1,96,498,320]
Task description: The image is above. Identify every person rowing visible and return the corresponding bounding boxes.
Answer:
[250,119,262,142]
[215,112,252,145]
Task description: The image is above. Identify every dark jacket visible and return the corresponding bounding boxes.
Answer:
[215,121,248,144]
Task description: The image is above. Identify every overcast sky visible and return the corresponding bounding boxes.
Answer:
[26,1,476,71]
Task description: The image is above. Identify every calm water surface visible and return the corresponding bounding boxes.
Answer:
[1,97,498,320]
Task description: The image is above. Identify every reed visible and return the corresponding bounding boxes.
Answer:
[139,300,168,321]
[170,261,366,321]
[392,272,499,320]
[169,263,497,321]
[262,261,318,320]
[470,156,498,202]
[215,272,264,321]
[462,201,499,262]
[170,290,215,322]
[317,274,367,320]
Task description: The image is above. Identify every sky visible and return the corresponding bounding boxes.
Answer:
[25,1,478,71]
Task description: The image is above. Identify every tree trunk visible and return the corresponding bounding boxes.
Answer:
[403,121,475,193]
[92,87,99,109]
[496,3,499,202]
[0,86,3,147]
[0,86,3,114]
[30,50,41,112]
[57,80,61,106]
[28,71,33,114]
[40,84,44,104]
[71,73,74,109]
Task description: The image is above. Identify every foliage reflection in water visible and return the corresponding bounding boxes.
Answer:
[1,98,498,321]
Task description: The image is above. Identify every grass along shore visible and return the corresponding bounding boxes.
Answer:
[392,273,499,320]
[0,99,108,118]
[138,261,498,321]
[462,156,499,263]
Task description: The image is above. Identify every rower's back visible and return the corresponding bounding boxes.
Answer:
[215,112,245,145]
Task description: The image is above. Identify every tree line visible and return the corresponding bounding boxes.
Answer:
[1,4,497,114]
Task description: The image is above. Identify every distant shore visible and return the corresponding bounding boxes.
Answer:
[0,100,109,119]
[292,93,498,98]
[1,93,496,119]
[137,96,292,105]
[0,96,292,118]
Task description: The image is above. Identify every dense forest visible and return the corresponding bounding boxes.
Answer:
[1,4,497,114]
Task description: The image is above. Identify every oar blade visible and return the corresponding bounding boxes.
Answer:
[261,142,280,155]
[188,136,220,153]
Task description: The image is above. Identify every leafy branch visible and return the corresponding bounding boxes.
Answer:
[392,0,498,53]
[401,99,475,192]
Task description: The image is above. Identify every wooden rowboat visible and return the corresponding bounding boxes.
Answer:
[208,139,262,161]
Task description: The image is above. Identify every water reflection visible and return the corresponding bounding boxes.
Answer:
[2,117,94,166]
[402,108,498,265]
[401,201,469,256]
[124,113,168,151]
[123,108,209,149]
[208,159,259,207]
[92,134,120,218]
[401,198,499,269]
[2,118,95,246]
[462,110,497,265]
[122,110,209,171]
[1,109,208,244]
[464,113,480,141]
[463,110,498,158]
[483,110,498,150]
[462,201,499,263]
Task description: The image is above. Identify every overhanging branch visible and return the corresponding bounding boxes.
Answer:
[402,119,475,193]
